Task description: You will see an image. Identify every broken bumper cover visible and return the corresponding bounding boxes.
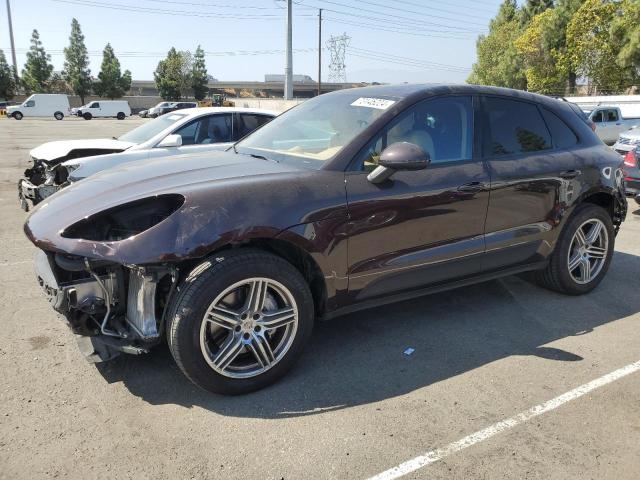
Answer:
[18,178,61,211]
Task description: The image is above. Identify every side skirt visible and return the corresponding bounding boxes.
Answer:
[322,261,548,321]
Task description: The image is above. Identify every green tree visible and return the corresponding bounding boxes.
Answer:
[520,0,554,25]
[154,47,193,100]
[63,18,92,104]
[611,0,640,72]
[21,30,54,93]
[468,0,527,90]
[516,10,565,94]
[191,45,208,101]
[93,44,131,98]
[0,50,17,99]
[565,0,637,93]
[540,0,583,93]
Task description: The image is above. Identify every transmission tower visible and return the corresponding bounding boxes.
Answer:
[326,33,350,83]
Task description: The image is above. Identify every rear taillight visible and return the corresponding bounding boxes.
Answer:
[624,150,638,168]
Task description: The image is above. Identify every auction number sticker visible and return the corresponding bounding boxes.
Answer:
[350,97,396,110]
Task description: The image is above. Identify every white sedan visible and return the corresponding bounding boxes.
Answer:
[18,107,277,210]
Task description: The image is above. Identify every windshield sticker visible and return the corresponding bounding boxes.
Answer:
[350,97,396,110]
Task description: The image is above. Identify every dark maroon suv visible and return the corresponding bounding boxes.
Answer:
[25,85,628,394]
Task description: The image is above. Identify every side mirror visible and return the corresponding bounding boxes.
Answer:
[367,142,429,184]
[156,134,182,148]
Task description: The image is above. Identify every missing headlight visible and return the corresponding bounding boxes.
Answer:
[62,194,185,241]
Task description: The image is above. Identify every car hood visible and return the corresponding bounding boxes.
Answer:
[30,139,135,162]
[62,144,233,180]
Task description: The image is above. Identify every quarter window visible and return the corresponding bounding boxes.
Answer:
[541,109,578,148]
[483,97,551,156]
[356,96,474,171]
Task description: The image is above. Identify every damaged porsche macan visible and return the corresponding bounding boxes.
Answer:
[25,85,628,395]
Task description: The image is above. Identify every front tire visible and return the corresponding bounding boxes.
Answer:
[167,250,314,395]
[534,203,614,295]
[54,111,64,120]
[12,112,23,120]
[83,112,92,120]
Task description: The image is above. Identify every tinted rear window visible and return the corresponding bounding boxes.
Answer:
[541,109,578,148]
[483,97,552,156]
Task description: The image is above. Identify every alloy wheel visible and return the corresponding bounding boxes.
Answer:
[567,218,608,285]
[200,277,299,379]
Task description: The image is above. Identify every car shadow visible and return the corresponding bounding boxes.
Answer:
[96,251,640,418]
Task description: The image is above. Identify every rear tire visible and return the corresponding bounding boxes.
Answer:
[167,249,314,395]
[13,112,23,120]
[534,203,614,295]
[83,112,92,120]
[116,112,125,120]
[54,111,64,120]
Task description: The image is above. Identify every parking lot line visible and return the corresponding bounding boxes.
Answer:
[367,360,640,480]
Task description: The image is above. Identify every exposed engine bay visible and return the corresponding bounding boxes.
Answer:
[35,250,178,362]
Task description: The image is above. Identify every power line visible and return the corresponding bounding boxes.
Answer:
[323,17,477,40]
[329,0,491,27]
[306,0,487,30]
[349,47,470,73]
[49,0,316,19]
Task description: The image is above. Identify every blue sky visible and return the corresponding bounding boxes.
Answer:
[1,0,506,84]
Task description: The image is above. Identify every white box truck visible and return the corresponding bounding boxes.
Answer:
[75,100,131,120]
[6,94,70,120]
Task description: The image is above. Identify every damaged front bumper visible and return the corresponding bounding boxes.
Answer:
[18,178,62,211]
[34,249,177,362]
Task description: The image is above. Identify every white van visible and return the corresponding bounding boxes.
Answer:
[75,100,131,120]
[7,94,70,120]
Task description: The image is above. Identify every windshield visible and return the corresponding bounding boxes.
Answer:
[118,113,187,144]
[236,92,397,168]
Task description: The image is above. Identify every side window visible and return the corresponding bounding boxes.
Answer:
[606,109,619,122]
[592,111,604,123]
[173,118,203,145]
[235,114,273,140]
[25,100,35,107]
[356,96,474,171]
[541,109,578,149]
[483,97,551,156]
[91,102,99,108]
[202,114,232,143]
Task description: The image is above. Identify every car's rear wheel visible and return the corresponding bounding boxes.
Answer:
[534,203,614,295]
[167,250,314,395]
[83,112,92,120]
[116,112,125,120]
[54,111,64,120]
[13,112,23,120]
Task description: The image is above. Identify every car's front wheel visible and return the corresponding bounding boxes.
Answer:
[83,112,92,120]
[12,112,23,120]
[535,203,614,295]
[167,250,314,395]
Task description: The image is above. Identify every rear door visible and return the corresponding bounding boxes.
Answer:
[345,95,490,300]
[481,96,580,271]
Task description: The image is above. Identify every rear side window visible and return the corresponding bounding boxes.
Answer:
[235,114,273,140]
[541,109,578,148]
[483,97,551,156]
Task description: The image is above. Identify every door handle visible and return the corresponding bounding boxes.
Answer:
[559,169,581,179]
[457,182,486,193]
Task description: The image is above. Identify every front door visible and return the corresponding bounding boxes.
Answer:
[345,95,490,302]
[171,113,234,153]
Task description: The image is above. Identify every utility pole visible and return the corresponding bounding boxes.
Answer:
[5,0,18,78]
[284,0,293,100]
[317,8,322,96]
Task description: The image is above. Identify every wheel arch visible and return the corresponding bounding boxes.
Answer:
[181,237,328,318]
[577,187,625,229]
